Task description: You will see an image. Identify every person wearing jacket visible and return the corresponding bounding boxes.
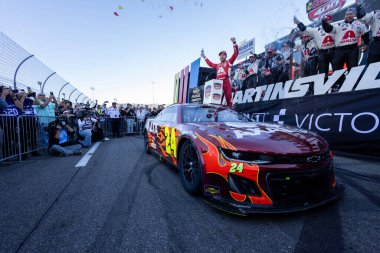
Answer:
[294,15,335,78]
[356,1,380,64]
[322,8,370,72]
[201,37,239,108]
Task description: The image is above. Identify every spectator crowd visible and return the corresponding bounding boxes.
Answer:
[0,85,165,163]
[231,1,379,94]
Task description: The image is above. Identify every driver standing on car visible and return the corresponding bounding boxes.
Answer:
[201,37,239,108]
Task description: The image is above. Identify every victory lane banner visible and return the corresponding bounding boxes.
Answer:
[236,88,380,155]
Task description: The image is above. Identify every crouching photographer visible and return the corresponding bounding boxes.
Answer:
[47,118,82,156]
[77,111,97,147]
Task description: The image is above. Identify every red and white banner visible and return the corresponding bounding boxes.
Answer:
[306,0,354,21]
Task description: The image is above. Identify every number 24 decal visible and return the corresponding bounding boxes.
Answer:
[164,127,177,158]
[230,163,244,173]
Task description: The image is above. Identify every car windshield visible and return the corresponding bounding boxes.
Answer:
[182,105,251,123]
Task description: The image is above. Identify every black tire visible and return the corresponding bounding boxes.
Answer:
[144,132,151,154]
[178,141,202,194]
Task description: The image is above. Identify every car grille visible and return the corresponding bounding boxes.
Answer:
[266,167,333,206]
[271,150,330,164]
[220,148,330,164]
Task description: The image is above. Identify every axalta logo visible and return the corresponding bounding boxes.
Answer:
[307,0,346,21]
[217,67,226,75]
[322,35,334,47]
[341,31,356,44]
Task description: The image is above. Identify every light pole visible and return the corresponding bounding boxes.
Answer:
[152,81,155,105]
[38,81,42,92]
[90,87,95,101]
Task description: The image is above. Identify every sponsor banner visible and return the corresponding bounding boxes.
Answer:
[235,88,380,155]
[231,62,380,104]
[306,0,355,21]
[237,38,255,61]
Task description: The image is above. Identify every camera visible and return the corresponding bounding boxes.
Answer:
[44,118,69,132]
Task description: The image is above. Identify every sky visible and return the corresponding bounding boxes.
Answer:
[0,0,313,105]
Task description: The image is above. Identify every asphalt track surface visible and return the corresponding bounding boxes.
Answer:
[0,136,379,253]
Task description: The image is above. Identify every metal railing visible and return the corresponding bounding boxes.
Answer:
[99,116,144,137]
[0,115,144,162]
[0,31,93,106]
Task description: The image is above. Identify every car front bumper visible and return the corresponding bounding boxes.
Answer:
[203,183,345,216]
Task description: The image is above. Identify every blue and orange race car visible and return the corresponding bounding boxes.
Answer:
[144,103,344,215]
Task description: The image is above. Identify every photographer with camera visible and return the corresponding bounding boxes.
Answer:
[125,103,135,134]
[33,92,59,145]
[47,119,82,156]
[77,111,97,147]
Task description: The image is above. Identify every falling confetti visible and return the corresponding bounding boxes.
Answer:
[111,1,204,19]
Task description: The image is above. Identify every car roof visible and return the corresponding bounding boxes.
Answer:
[171,103,227,109]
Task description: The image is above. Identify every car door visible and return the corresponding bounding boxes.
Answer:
[155,106,178,164]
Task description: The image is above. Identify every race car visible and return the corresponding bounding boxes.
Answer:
[144,103,344,215]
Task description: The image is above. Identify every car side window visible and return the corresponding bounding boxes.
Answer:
[159,106,177,123]
[155,112,163,120]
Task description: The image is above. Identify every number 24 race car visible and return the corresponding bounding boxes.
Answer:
[144,104,344,215]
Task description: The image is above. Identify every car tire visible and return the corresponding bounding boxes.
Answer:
[178,141,202,194]
[144,132,151,154]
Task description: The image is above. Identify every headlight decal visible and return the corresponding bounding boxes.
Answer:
[195,132,273,205]
[230,191,247,202]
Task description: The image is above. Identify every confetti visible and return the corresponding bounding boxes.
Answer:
[117,6,123,10]
[114,12,119,16]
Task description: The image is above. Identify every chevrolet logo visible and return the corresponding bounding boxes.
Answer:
[307,155,321,163]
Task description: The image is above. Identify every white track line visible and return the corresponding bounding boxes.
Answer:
[75,142,101,167]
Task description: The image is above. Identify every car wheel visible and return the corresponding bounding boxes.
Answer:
[144,132,151,154]
[178,141,202,194]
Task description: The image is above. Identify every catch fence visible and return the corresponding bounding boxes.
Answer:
[0,31,93,105]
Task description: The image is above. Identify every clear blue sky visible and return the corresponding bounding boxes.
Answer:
[0,0,315,104]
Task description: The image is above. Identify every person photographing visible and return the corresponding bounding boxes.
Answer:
[201,37,239,108]
[47,119,82,156]
[77,111,96,147]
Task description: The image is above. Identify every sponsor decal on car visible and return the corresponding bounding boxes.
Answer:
[205,85,212,98]
[213,83,222,90]
[212,93,221,100]
[204,185,221,196]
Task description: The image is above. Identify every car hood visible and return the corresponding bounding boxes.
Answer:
[185,121,328,155]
